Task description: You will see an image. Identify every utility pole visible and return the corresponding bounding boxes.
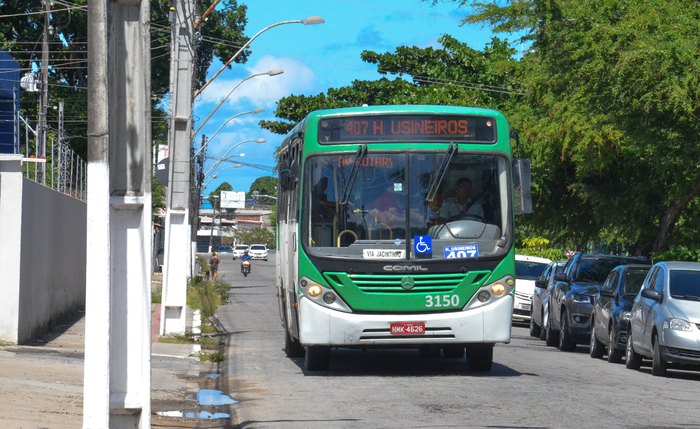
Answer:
[37,0,51,185]
[161,0,196,335]
[84,1,152,427]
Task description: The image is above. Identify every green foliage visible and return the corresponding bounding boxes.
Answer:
[151,174,166,223]
[187,276,230,319]
[198,351,225,362]
[236,228,275,249]
[250,176,277,196]
[653,247,700,263]
[517,235,564,261]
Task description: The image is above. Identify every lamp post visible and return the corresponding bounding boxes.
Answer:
[193,108,264,158]
[203,163,242,189]
[204,138,266,179]
[193,69,283,138]
[195,16,324,98]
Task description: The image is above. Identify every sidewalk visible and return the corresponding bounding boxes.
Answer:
[0,306,204,428]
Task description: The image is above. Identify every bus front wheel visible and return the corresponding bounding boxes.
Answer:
[304,345,330,371]
[466,344,494,372]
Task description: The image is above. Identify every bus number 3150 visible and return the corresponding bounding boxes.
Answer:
[425,294,460,308]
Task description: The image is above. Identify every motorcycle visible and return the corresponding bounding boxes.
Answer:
[241,259,251,277]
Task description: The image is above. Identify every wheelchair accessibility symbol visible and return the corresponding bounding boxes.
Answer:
[413,235,432,257]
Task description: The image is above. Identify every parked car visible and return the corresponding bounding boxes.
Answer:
[232,244,249,260]
[626,261,700,376]
[590,264,650,362]
[217,245,233,254]
[530,261,565,339]
[513,255,552,324]
[547,252,649,351]
[248,244,268,261]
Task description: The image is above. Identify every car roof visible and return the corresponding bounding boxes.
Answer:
[657,261,700,270]
[515,254,552,264]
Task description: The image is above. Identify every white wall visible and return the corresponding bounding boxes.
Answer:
[0,156,87,343]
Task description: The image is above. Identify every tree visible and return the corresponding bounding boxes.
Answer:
[0,1,249,159]
[249,176,277,196]
[260,35,522,135]
[458,0,700,254]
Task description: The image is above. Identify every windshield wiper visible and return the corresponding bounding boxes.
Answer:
[425,143,457,202]
[671,294,700,301]
[340,144,367,205]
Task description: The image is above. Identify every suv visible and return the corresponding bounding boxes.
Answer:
[248,244,268,261]
[626,261,700,377]
[232,244,248,260]
[513,255,552,323]
[546,252,648,351]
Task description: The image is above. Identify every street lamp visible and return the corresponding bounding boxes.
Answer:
[195,16,324,98]
[194,69,283,137]
[203,163,242,188]
[204,138,266,178]
[194,108,264,158]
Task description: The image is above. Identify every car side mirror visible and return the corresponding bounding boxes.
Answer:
[641,288,661,301]
[534,279,546,288]
[554,273,568,282]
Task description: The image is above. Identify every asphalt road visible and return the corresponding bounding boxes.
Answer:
[215,253,700,429]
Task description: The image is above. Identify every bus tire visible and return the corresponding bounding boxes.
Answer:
[284,329,305,358]
[466,344,493,372]
[304,345,330,371]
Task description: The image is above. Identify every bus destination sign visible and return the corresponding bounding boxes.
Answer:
[318,114,496,144]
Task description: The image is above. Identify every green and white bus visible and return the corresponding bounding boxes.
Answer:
[276,105,532,371]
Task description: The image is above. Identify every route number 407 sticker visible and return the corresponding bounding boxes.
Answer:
[443,244,479,259]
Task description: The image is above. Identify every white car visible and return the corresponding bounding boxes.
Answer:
[232,244,248,260]
[248,244,268,261]
[513,254,552,322]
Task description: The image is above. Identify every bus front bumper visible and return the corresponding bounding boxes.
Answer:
[298,295,513,346]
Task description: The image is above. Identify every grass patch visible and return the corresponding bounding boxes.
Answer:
[156,334,194,344]
[0,340,13,348]
[198,351,225,362]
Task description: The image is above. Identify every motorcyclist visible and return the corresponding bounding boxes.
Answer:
[240,249,252,276]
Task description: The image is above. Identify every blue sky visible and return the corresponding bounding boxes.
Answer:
[194,0,498,196]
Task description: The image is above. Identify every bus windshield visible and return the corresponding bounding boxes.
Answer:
[303,152,511,260]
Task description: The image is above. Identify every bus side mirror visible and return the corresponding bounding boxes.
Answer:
[512,159,533,214]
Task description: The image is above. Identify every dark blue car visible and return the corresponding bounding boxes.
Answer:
[590,264,650,362]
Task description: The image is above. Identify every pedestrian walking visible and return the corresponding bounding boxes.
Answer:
[209,251,220,281]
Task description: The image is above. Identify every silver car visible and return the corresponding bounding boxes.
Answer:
[626,261,700,376]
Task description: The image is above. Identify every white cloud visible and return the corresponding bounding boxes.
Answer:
[198,55,316,107]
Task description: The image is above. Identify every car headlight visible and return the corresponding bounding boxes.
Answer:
[663,318,694,332]
[620,311,631,322]
[572,294,593,304]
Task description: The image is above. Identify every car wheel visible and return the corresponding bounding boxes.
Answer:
[589,318,605,359]
[625,331,642,370]
[304,345,330,371]
[545,312,559,347]
[558,310,576,352]
[607,328,623,363]
[466,344,493,372]
[529,315,541,338]
[539,309,547,340]
[651,334,667,377]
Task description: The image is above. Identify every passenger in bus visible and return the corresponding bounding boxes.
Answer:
[437,177,484,222]
[312,177,335,222]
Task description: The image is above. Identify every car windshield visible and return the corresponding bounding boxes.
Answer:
[235,246,247,250]
[303,152,511,260]
[250,245,266,251]
[516,261,549,280]
[622,269,650,295]
[218,246,232,252]
[575,258,642,284]
[669,270,700,300]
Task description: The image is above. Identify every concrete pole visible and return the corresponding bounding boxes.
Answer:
[37,0,50,185]
[84,1,152,427]
[161,0,196,335]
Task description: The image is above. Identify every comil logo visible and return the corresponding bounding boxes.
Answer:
[383,265,429,272]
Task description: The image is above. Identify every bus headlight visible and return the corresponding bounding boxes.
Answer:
[308,284,322,297]
[465,275,514,310]
[491,282,506,296]
[299,276,352,313]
